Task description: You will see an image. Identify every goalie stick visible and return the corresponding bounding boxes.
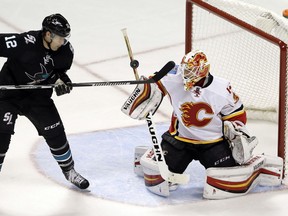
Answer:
[0,66,171,90]
[121,28,190,184]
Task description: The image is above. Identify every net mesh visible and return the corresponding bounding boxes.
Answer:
[186,0,288,178]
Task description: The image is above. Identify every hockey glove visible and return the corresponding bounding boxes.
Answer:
[54,78,72,96]
[224,121,258,164]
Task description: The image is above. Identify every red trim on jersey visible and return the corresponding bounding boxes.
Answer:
[223,110,247,124]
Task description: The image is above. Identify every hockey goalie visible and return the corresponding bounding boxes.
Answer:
[121,50,283,199]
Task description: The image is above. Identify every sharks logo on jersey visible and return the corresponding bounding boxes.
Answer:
[25,54,54,84]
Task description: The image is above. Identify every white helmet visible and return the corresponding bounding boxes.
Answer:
[179,50,210,91]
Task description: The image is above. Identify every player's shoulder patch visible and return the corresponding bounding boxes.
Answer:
[23,33,37,45]
[22,30,41,43]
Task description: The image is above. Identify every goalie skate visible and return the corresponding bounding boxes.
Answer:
[63,168,90,189]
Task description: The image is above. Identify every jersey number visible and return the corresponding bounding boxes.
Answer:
[5,35,17,48]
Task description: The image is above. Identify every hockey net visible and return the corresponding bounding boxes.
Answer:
[186,0,288,178]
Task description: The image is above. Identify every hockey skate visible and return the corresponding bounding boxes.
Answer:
[63,168,90,189]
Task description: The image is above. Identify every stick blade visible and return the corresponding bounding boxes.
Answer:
[152,61,175,82]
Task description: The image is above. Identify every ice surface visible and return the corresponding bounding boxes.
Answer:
[0,0,288,216]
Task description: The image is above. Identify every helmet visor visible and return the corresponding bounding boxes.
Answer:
[51,33,70,45]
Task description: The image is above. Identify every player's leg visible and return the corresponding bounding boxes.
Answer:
[140,147,170,196]
[26,98,89,189]
[0,102,18,172]
[0,133,12,172]
[46,132,89,189]
[139,132,194,196]
[161,131,194,173]
[198,139,237,168]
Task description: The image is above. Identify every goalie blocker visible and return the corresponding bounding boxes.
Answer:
[121,61,176,119]
[121,75,163,120]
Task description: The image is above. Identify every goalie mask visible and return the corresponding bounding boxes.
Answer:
[179,50,210,91]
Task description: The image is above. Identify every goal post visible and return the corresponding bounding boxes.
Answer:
[185,0,288,178]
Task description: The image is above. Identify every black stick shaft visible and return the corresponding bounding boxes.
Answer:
[0,63,173,90]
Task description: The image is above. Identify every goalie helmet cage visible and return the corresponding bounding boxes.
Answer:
[185,0,288,178]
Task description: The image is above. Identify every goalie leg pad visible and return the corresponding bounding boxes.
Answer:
[121,76,163,120]
[203,154,283,199]
[140,148,170,197]
[259,154,283,187]
[134,146,149,177]
[204,155,265,199]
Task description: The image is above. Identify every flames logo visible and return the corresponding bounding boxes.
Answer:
[180,102,214,127]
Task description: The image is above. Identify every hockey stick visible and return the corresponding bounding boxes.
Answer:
[121,28,190,184]
[121,28,140,80]
[0,67,171,90]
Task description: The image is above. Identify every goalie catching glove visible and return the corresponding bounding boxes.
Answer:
[224,121,258,165]
[121,76,163,120]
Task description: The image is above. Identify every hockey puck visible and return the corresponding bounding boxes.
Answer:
[130,60,139,69]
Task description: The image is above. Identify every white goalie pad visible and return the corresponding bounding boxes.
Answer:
[224,121,258,164]
[121,76,163,120]
[259,154,283,187]
[203,154,283,200]
[140,148,170,197]
[134,146,179,196]
[134,146,149,177]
